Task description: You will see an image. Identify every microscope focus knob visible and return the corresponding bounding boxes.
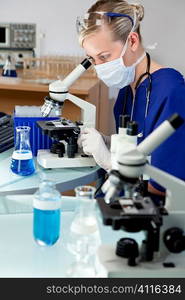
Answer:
[163,227,185,253]
[116,238,139,266]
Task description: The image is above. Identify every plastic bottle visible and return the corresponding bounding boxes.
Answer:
[33,180,61,246]
[10,126,35,176]
[2,55,17,77]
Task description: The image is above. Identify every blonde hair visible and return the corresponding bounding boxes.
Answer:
[79,0,144,46]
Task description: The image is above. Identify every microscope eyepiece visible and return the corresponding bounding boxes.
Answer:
[81,58,92,69]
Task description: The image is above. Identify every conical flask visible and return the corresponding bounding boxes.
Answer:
[10,126,35,176]
[66,185,101,277]
[2,55,17,77]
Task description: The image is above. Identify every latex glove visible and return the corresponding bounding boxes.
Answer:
[101,134,111,149]
[80,128,111,171]
[78,131,111,149]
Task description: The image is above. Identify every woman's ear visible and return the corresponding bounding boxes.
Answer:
[128,32,140,51]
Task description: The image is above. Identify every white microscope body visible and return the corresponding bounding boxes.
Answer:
[96,114,185,277]
[37,58,97,168]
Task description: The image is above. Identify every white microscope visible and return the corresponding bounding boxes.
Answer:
[37,58,97,168]
[96,113,185,277]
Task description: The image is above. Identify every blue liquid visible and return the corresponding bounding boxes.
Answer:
[33,208,61,246]
[2,69,17,77]
[10,157,35,176]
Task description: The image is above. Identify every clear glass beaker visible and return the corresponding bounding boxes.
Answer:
[10,126,35,176]
[66,185,101,277]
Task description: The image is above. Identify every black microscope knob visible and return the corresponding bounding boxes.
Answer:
[67,137,77,158]
[75,121,83,126]
[116,238,139,266]
[50,142,65,156]
[163,227,185,253]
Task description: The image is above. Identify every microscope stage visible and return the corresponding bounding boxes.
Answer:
[37,149,97,168]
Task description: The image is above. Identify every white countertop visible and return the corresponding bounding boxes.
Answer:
[0,195,144,278]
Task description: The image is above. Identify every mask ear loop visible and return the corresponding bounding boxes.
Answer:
[120,9,137,59]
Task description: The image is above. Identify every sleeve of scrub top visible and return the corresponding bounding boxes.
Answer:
[149,84,185,192]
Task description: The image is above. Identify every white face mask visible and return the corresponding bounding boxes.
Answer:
[94,40,146,89]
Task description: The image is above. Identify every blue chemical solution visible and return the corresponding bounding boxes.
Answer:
[2,69,17,77]
[33,208,61,246]
[10,150,35,176]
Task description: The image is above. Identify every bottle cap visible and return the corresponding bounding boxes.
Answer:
[119,115,130,128]
[126,121,138,136]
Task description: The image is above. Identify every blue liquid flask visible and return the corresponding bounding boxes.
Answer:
[33,180,61,246]
[10,126,35,176]
[2,55,17,77]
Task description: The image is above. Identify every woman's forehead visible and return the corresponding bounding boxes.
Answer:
[83,28,123,55]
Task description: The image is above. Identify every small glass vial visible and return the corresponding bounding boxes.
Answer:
[33,180,61,246]
[10,126,35,176]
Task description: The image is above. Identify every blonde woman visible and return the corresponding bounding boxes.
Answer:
[78,0,185,199]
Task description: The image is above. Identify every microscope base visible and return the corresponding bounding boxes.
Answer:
[96,245,185,278]
[37,149,97,168]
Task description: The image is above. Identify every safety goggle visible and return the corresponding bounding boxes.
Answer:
[76,11,134,34]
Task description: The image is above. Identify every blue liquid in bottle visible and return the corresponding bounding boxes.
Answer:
[33,208,61,246]
[10,150,35,176]
[33,180,61,247]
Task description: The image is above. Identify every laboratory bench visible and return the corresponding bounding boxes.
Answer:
[1,151,182,278]
[0,148,144,278]
[0,148,104,195]
[0,194,144,278]
[0,69,116,135]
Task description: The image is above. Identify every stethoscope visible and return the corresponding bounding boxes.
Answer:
[123,52,152,137]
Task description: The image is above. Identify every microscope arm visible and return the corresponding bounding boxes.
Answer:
[66,93,96,128]
[144,164,185,211]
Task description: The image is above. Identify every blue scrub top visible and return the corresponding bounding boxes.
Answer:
[114,68,185,192]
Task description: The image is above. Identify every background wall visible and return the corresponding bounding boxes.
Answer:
[0,0,94,57]
[0,0,185,74]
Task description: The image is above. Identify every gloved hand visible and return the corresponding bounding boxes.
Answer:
[78,128,112,171]
[78,130,111,148]
[101,134,111,149]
